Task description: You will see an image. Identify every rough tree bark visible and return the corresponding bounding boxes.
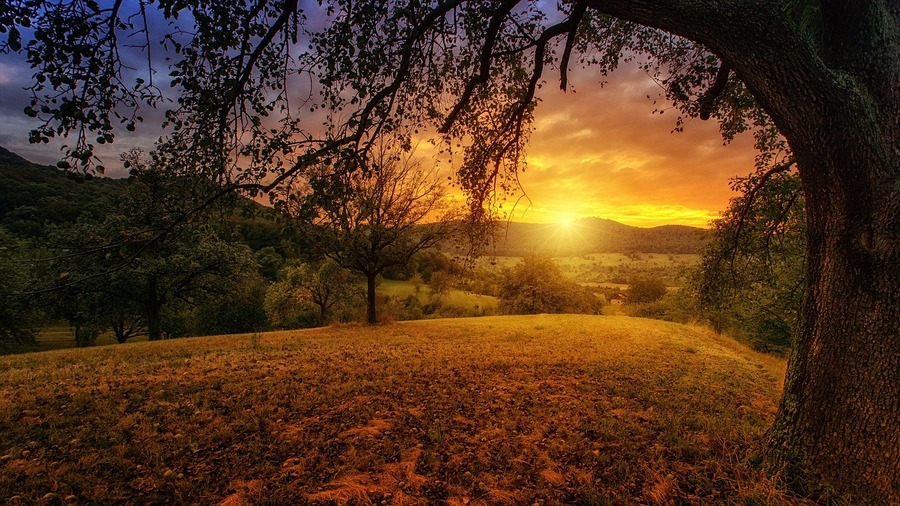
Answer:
[757,6,900,496]
[582,0,900,501]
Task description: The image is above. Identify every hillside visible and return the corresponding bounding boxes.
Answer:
[483,218,710,256]
[0,146,128,237]
[0,316,800,504]
[0,146,285,251]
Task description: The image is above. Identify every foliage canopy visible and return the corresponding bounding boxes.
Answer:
[498,256,599,315]
[694,171,805,353]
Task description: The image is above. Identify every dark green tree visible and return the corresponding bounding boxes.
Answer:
[626,276,667,304]
[304,260,361,325]
[695,171,805,353]
[46,210,260,342]
[44,152,260,343]
[192,273,269,335]
[254,246,286,282]
[264,261,362,327]
[498,256,599,315]
[5,1,900,499]
[0,227,39,349]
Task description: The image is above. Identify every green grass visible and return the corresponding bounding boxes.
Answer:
[0,315,803,504]
[483,253,699,268]
[378,279,499,311]
[557,252,700,268]
[34,325,149,351]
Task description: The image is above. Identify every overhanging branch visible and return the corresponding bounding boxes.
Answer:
[729,157,797,263]
[354,0,466,143]
[560,3,587,91]
[699,62,730,120]
[440,0,518,133]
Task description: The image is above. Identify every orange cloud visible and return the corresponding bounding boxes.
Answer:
[503,62,756,228]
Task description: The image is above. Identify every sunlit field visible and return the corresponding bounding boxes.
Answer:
[377,279,499,312]
[0,315,802,504]
[481,253,700,287]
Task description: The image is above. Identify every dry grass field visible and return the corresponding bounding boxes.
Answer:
[0,315,803,504]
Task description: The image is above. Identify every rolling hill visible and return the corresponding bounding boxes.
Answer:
[482,218,711,256]
[2,146,709,255]
[0,146,128,237]
[0,146,286,251]
[0,316,800,504]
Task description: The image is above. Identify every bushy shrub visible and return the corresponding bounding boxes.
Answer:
[498,256,601,315]
[626,276,667,304]
[629,289,697,324]
[382,292,492,321]
[402,295,425,320]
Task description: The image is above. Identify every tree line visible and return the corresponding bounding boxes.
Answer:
[0,143,811,356]
[3,145,611,350]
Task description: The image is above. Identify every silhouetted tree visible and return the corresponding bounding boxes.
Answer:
[288,149,455,324]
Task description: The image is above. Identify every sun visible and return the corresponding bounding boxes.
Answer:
[546,212,586,252]
[558,214,577,229]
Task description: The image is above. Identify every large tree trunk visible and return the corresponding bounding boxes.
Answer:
[366,273,377,324]
[582,1,900,501]
[764,159,900,502]
[738,28,900,498]
[749,9,900,499]
[741,55,900,504]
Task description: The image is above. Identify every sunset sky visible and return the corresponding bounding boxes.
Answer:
[0,49,757,229]
[503,64,758,228]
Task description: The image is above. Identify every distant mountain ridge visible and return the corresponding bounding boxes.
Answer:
[0,147,283,247]
[483,217,710,256]
[1,146,709,255]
